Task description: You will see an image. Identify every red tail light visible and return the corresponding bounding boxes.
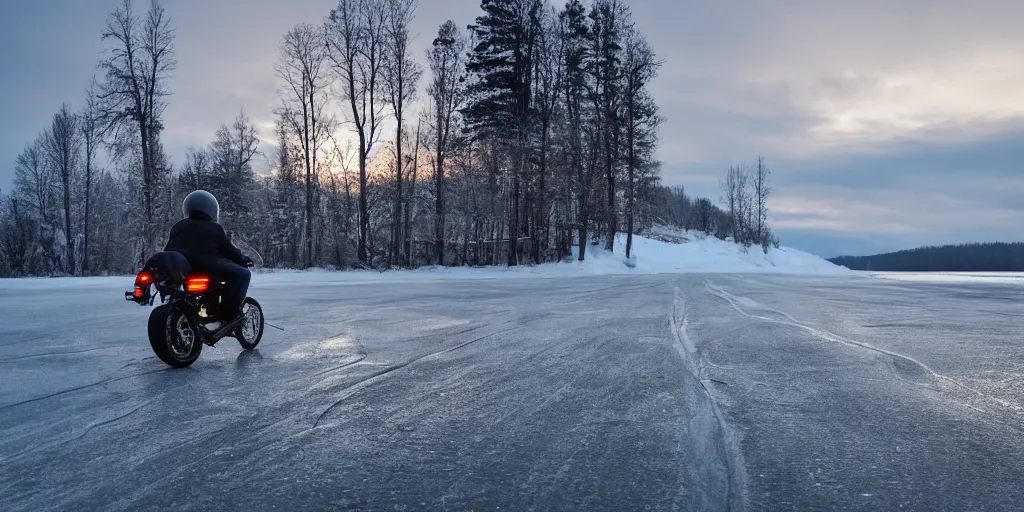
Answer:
[187,276,210,293]
[136,271,152,284]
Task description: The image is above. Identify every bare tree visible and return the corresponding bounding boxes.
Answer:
[180,146,212,191]
[14,136,53,235]
[383,0,422,266]
[531,6,563,264]
[0,193,36,276]
[81,81,102,273]
[591,0,626,252]
[753,156,771,249]
[426,20,468,266]
[720,164,751,244]
[559,0,595,261]
[276,22,331,268]
[404,116,422,260]
[208,109,261,226]
[270,110,305,266]
[737,165,753,246]
[328,0,388,264]
[43,104,82,274]
[621,23,661,259]
[96,0,175,255]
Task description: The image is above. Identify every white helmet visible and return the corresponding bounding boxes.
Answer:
[182,190,219,222]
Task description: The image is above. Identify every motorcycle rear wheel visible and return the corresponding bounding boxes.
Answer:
[148,304,203,368]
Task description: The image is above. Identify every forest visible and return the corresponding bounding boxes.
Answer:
[829,243,1024,272]
[0,0,776,278]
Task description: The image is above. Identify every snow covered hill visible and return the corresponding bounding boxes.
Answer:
[520,229,855,277]
[254,228,855,284]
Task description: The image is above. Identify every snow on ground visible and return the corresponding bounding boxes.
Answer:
[0,229,853,291]
[526,230,854,277]
[870,271,1024,285]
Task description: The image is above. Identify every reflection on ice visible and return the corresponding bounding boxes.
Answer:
[277,335,360,361]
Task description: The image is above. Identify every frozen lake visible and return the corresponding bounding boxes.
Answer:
[2,271,1023,510]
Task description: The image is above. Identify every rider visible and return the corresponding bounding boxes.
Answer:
[163,190,252,322]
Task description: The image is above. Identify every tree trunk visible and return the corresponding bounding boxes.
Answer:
[434,124,445,266]
[578,213,588,262]
[605,124,615,252]
[392,109,403,267]
[309,86,319,268]
[626,97,635,259]
[63,175,73,274]
[83,154,91,273]
[405,119,420,264]
[534,119,549,264]
[358,135,369,264]
[139,117,154,258]
[302,101,314,269]
[509,138,524,266]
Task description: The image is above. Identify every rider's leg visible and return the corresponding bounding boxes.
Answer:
[212,259,251,321]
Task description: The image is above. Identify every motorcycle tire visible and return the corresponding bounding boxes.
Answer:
[148,304,203,368]
[235,297,264,350]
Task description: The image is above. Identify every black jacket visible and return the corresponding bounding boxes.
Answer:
[163,216,247,269]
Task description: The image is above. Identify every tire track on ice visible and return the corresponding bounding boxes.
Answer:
[0,368,170,411]
[704,280,1022,414]
[312,319,521,428]
[310,354,368,378]
[670,286,748,512]
[309,323,488,379]
[166,320,521,470]
[0,346,113,363]
[2,398,154,463]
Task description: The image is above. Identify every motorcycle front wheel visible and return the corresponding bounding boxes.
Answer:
[235,297,264,350]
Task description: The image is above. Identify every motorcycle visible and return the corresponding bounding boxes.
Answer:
[125,251,264,368]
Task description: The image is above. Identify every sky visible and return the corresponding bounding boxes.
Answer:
[1,0,1022,258]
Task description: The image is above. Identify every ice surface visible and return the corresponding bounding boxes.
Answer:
[3,262,1024,510]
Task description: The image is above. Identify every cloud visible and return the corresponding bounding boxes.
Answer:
[630,0,1024,256]
[765,119,1024,255]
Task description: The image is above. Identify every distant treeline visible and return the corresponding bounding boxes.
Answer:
[829,242,1024,272]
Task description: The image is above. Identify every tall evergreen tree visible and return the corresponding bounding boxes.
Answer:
[465,0,543,265]
[43,104,82,274]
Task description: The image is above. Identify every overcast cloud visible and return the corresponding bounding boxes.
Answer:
[1,0,1022,257]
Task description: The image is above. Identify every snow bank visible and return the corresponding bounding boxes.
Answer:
[871,272,1024,285]
[525,230,855,277]
[0,229,853,290]
[253,229,854,285]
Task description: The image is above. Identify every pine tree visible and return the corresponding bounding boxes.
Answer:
[465,0,543,265]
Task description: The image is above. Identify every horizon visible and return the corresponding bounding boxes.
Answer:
[1,0,1023,259]
[828,239,1024,260]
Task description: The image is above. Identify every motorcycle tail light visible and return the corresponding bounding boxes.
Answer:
[187,276,210,293]
[136,271,153,285]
